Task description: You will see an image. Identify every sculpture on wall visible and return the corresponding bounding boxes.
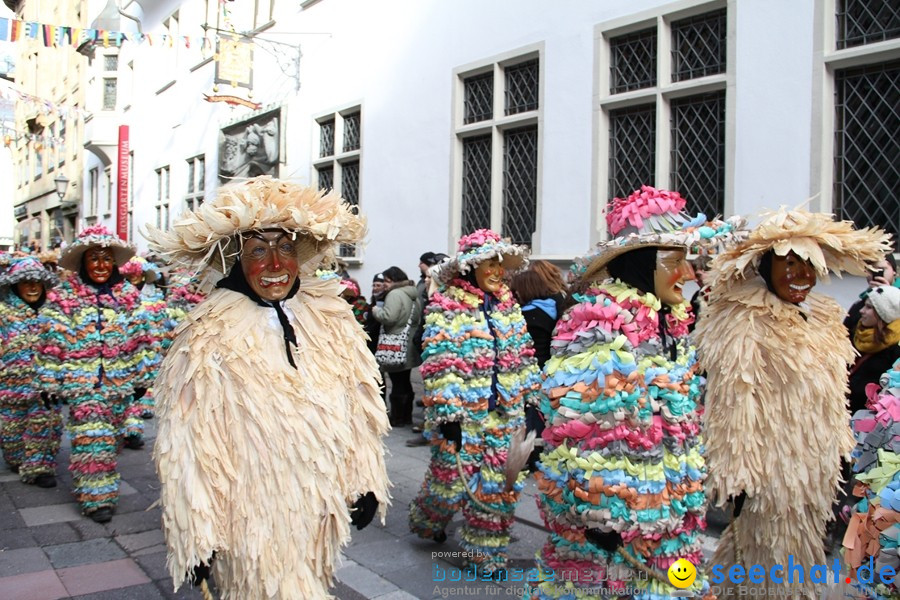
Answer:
[219,112,280,180]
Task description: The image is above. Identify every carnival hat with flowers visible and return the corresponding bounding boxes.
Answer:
[573,186,747,283]
[708,207,892,290]
[0,255,59,289]
[58,224,136,272]
[431,228,528,285]
[119,256,160,283]
[144,176,365,283]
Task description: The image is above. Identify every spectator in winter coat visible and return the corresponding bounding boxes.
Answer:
[373,266,423,426]
[845,253,898,335]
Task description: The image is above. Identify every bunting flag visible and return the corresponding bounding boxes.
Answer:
[0,86,89,121]
[0,16,212,50]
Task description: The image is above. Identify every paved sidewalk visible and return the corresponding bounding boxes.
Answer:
[0,372,725,600]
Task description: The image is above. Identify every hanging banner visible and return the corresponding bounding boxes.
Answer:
[116,125,129,241]
[215,35,253,89]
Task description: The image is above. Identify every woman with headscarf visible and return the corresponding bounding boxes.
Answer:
[694,208,890,599]
[145,176,390,599]
[532,187,724,600]
[35,226,160,522]
[409,228,542,576]
[0,255,62,487]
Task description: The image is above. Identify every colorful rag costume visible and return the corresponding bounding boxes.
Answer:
[35,226,159,515]
[0,256,63,483]
[147,177,390,599]
[119,256,169,416]
[843,358,900,600]
[531,187,740,600]
[409,229,543,575]
[695,208,890,599]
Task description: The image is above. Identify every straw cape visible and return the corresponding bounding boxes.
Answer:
[146,177,390,598]
[57,224,135,271]
[694,208,892,599]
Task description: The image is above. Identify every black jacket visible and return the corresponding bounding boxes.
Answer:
[848,342,900,414]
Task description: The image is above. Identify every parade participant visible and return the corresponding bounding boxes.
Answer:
[409,228,542,576]
[695,208,890,599]
[0,256,62,487]
[533,186,723,600]
[146,176,390,599]
[843,358,900,598]
[36,225,159,523]
[119,256,168,418]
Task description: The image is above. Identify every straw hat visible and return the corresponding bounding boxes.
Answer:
[709,207,892,290]
[574,186,723,283]
[431,229,528,285]
[58,225,136,272]
[144,176,366,283]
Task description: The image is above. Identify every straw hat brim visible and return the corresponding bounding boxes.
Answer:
[432,248,528,285]
[579,240,686,285]
[58,244,136,272]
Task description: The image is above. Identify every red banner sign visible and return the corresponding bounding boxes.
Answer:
[116,125,129,241]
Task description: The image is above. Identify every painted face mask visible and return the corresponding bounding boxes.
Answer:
[126,272,144,287]
[771,251,816,304]
[653,248,695,306]
[474,257,505,294]
[240,231,300,302]
[16,280,44,304]
[84,247,115,284]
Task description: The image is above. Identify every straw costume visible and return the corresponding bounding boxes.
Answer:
[409,229,543,575]
[35,225,159,520]
[0,256,62,485]
[694,208,891,599]
[146,176,390,599]
[532,187,744,600]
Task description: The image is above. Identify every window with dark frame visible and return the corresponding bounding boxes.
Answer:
[670,91,726,219]
[609,28,657,93]
[458,57,541,246]
[314,110,362,258]
[836,0,900,49]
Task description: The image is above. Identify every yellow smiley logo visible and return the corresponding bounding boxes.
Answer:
[667,558,697,589]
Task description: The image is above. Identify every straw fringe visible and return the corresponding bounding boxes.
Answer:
[154,276,390,598]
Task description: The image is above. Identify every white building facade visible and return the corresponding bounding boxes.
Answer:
[80,0,897,303]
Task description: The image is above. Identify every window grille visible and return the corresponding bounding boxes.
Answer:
[502,126,538,246]
[187,160,195,194]
[461,135,492,235]
[836,0,900,49]
[505,59,539,116]
[610,28,657,93]
[319,119,335,157]
[102,78,117,110]
[343,113,360,152]
[671,9,726,82]
[104,54,118,71]
[317,166,333,191]
[341,161,360,208]
[670,91,726,219]
[834,61,900,245]
[608,105,656,199]
[463,72,493,124]
[339,162,360,257]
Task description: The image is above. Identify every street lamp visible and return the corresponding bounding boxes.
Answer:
[54,174,70,200]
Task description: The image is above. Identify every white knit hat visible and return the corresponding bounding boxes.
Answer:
[869,285,900,324]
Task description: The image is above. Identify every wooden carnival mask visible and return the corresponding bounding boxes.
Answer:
[474,257,505,295]
[770,251,816,304]
[240,230,300,302]
[653,248,695,306]
[83,247,115,284]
